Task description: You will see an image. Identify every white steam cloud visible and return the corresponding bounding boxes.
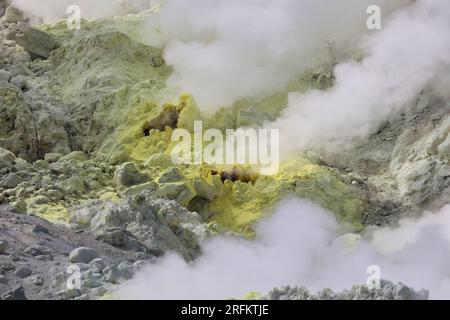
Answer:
[144,0,410,110]
[10,0,153,23]
[10,0,449,153]
[270,0,450,153]
[118,199,450,300]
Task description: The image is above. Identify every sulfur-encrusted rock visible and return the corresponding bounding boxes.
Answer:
[0,239,8,254]
[33,160,49,170]
[44,153,63,163]
[144,153,173,169]
[103,265,120,284]
[14,266,32,278]
[193,177,218,202]
[152,182,196,207]
[90,258,105,273]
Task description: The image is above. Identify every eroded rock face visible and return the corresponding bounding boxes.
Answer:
[327,90,450,225]
[390,109,450,206]
[0,84,38,161]
[68,192,210,260]
[0,16,71,163]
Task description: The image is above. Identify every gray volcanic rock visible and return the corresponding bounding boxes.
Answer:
[0,204,137,300]
[68,191,210,260]
[114,162,149,189]
[1,286,27,300]
[69,247,99,264]
[14,266,32,278]
[3,6,25,24]
[261,280,429,300]
[327,90,450,226]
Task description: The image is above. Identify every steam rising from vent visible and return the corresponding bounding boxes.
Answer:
[270,0,450,153]
[118,199,450,300]
[143,0,410,110]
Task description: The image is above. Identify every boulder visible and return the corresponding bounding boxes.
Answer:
[58,151,87,163]
[158,167,183,183]
[0,172,22,189]
[0,69,11,82]
[0,147,15,163]
[14,266,32,278]
[0,239,8,254]
[193,177,218,202]
[16,28,61,60]
[69,247,99,264]
[27,195,51,206]
[4,6,25,23]
[151,182,196,207]
[114,162,149,188]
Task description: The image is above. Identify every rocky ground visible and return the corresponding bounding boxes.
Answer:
[0,2,448,300]
[0,204,139,300]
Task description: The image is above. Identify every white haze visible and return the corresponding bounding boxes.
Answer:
[10,0,154,23]
[270,0,450,153]
[10,0,450,152]
[118,199,450,300]
[143,0,410,110]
